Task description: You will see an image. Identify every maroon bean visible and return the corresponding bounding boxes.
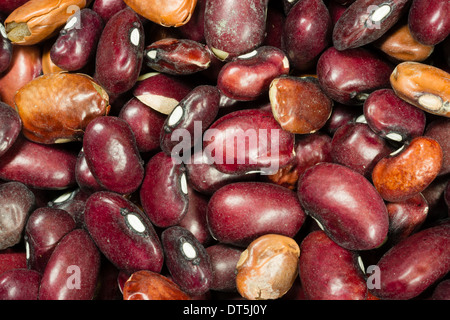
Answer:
[0,251,27,275]
[324,102,361,134]
[83,116,144,195]
[328,0,348,25]
[50,9,104,71]
[333,0,411,51]
[282,0,332,71]
[0,0,29,14]
[139,151,189,228]
[372,221,450,300]
[217,46,290,101]
[160,85,220,156]
[92,0,128,23]
[0,269,41,300]
[204,0,269,61]
[331,122,393,178]
[48,189,90,228]
[95,7,144,95]
[297,162,389,250]
[363,88,427,142]
[317,47,393,105]
[0,135,77,190]
[263,5,284,50]
[207,182,307,247]
[25,207,76,273]
[0,101,21,157]
[425,118,450,176]
[177,0,207,43]
[299,230,368,300]
[84,191,164,273]
[161,226,213,296]
[408,0,450,46]
[0,20,12,73]
[38,229,101,300]
[206,243,244,292]
[75,150,105,193]
[203,108,295,175]
[0,182,35,250]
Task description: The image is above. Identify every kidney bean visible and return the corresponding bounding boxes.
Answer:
[0,182,35,250]
[204,0,269,61]
[333,0,411,51]
[25,207,76,273]
[161,226,213,296]
[42,42,65,74]
[206,243,243,292]
[299,230,368,300]
[0,252,27,275]
[431,279,450,300]
[408,0,450,46]
[269,76,333,134]
[15,72,110,144]
[48,189,90,228]
[92,0,127,23]
[262,5,284,50]
[236,234,300,300]
[317,47,393,105]
[425,119,450,176]
[364,89,426,142]
[95,7,144,95]
[139,151,189,228]
[0,135,77,190]
[203,108,295,175]
[390,62,450,117]
[372,221,450,300]
[217,46,289,101]
[133,72,192,115]
[0,20,12,73]
[372,136,443,202]
[324,102,361,134]
[207,182,306,247]
[0,101,21,157]
[178,0,206,43]
[328,0,348,25]
[50,9,103,71]
[38,229,100,300]
[83,116,144,195]
[298,162,389,250]
[75,150,105,193]
[0,268,41,300]
[282,0,332,71]
[0,0,30,14]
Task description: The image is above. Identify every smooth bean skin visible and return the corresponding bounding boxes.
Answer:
[297,162,389,251]
[161,226,213,296]
[75,150,105,193]
[38,229,101,300]
[83,116,144,195]
[299,231,368,300]
[48,189,90,228]
[0,269,41,300]
[0,101,21,157]
[207,182,307,247]
[206,243,243,292]
[92,0,127,23]
[84,191,164,274]
[178,0,206,43]
[50,9,103,71]
[372,222,450,300]
[95,7,144,95]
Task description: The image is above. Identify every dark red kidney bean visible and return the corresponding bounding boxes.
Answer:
[297,162,389,250]
[95,7,144,95]
[38,229,101,300]
[0,135,77,190]
[206,243,244,292]
[0,269,41,300]
[185,147,258,195]
[372,221,450,300]
[299,230,368,300]
[139,151,189,228]
[386,193,428,245]
[328,0,348,25]
[118,97,166,153]
[363,88,426,142]
[0,0,29,14]
[83,116,144,195]
[0,20,12,73]
[317,47,393,105]
[0,101,21,157]
[0,182,35,250]
[431,279,450,300]
[132,72,192,115]
[408,0,450,46]
[92,0,128,23]
[144,38,212,75]
[161,226,213,296]
[84,192,163,274]
[425,118,450,176]
[207,182,307,247]
[25,207,76,273]
[331,122,393,178]
[178,0,206,43]
[0,252,26,275]
[282,0,332,71]
[204,0,269,61]
[160,85,220,156]
[50,9,104,71]
[217,46,290,101]
[263,5,284,50]
[333,0,411,51]
[75,150,105,193]
[324,102,361,134]
[203,108,295,175]
[48,189,90,228]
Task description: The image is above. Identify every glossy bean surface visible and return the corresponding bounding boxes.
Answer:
[0,268,41,300]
